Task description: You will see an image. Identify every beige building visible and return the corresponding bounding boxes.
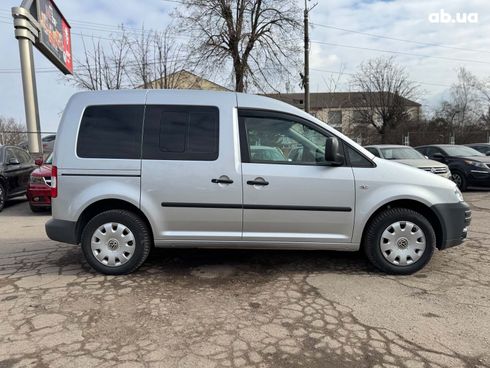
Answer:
[267,92,421,135]
[142,70,230,91]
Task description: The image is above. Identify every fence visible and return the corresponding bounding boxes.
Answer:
[352,129,490,147]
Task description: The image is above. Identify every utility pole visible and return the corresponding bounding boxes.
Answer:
[304,0,310,113]
[303,0,317,114]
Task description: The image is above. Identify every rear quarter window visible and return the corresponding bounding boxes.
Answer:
[77,105,144,159]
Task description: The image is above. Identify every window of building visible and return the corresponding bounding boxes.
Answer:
[327,111,342,127]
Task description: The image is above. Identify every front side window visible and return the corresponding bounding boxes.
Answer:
[241,114,329,165]
[77,105,144,159]
[143,105,219,161]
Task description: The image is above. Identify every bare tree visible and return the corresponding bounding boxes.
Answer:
[433,68,483,130]
[71,26,190,90]
[0,117,26,146]
[449,67,480,126]
[350,57,420,143]
[177,0,302,92]
[72,29,130,90]
[126,27,190,89]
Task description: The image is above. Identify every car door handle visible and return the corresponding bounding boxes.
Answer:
[211,178,234,184]
[247,179,269,186]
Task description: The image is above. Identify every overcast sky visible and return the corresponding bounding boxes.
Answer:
[1,0,489,133]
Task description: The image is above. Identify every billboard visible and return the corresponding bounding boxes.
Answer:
[35,0,72,74]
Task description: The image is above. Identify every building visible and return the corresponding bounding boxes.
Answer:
[266,92,421,134]
[142,70,230,91]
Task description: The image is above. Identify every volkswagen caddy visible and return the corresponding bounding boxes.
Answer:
[46,90,471,275]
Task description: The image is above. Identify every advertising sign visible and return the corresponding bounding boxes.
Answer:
[35,0,72,74]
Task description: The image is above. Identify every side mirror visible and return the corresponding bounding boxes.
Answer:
[431,153,445,161]
[424,155,429,159]
[34,158,43,166]
[8,157,20,165]
[324,137,344,166]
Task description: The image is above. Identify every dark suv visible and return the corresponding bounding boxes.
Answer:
[416,144,490,191]
[0,145,36,211]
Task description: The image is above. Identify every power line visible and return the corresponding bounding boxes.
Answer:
[310,22,490,55]
[310,68,451,88]
[310,40,490,66]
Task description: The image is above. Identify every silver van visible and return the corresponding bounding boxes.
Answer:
[46,90,471,275]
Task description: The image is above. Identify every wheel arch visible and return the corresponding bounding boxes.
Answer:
[75,199,153,245]
[360,199,444,250]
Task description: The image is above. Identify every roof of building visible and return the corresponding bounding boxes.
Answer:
[141,70,230,91]
[265,92,421,110]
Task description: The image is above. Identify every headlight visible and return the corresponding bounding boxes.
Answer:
[454,187,464,202]
[30,176,44,184]
[464,160,488,169]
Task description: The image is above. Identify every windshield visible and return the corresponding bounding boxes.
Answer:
[442,146,483,157]
[380,147,424,160]
[45,153,53,164]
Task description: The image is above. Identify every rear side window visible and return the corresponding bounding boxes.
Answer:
[15,148,31,164]
[77,105,144,159]
[143,105,219,161]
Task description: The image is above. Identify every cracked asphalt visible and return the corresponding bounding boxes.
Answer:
[1,193,489,368]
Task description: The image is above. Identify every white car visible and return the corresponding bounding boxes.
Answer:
[365,145,451,179]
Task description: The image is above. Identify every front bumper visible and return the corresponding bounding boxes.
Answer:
[45,219,78,245]
[431,201,471,250]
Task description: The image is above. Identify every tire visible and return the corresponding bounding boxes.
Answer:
[363,208,435,275]
[0,183,6,212]
[81,209,152,275]
[452,171,467,191]
[29,203,45,213]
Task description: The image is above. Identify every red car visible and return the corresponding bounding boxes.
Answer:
[27,153,53,212]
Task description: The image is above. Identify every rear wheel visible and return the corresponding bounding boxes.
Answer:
[452,171,467,191]
[81,209,152,275]
[29,203,45,213]
[0,184,6,212]
[363,208,435,275]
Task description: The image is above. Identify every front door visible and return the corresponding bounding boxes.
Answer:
[141,92,242,241]
[239,110,355,244]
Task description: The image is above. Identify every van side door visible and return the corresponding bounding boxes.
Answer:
[141,92,242,242]
[238,109,355,244]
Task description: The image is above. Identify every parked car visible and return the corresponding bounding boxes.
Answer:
[465,143,490,156]
[41,134,56,155]
[18,134,56,156]
[415,144,490,191]
[27,153,53,212]
[364,145,451,179]
[46,90,471,276]
[0,145,36,212]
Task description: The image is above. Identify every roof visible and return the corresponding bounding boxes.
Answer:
[141,70,230,91]
[265,92,421,110]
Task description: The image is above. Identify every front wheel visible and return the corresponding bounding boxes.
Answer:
[452,171,467,191]
[0,184,5,212]
[81,209,152,275]
[363,208,435,275]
